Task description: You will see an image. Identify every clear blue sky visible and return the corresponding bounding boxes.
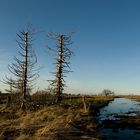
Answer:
[0,0,140,94]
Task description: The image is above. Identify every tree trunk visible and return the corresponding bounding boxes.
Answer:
[21,32,28,110]
[56,34,63,102]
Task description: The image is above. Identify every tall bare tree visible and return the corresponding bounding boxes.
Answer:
[5,27,38,109]
[48,33,73,102]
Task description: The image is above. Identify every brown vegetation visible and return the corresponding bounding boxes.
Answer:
[0,96,113,140]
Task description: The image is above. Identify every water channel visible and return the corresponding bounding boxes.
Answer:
[99,98,140,140]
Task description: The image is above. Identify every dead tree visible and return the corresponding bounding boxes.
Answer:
[48,33,73,102]
[5,28,38,109]
[2,76,15,94]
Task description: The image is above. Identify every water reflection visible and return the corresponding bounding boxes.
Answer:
[99,98,140,120]
[99,98,140,140]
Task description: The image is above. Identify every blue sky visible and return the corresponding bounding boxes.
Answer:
[0,0,140,94]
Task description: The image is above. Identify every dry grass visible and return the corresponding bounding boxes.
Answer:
[0,96,113,140]
[114,95,140,100]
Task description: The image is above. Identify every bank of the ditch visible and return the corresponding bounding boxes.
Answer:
[0,96,113,140]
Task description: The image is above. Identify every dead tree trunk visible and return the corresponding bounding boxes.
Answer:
[3,27,38,110]
[56,34,63,101]
[47,32,73,103]
[21,32,28,110]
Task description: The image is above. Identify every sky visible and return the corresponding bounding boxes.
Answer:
[0,0,140,95]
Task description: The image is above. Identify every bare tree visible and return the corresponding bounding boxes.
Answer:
[48,33,73,102]
[101,89,115,96]
[5,27,38,109]
[2,76,15,93]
